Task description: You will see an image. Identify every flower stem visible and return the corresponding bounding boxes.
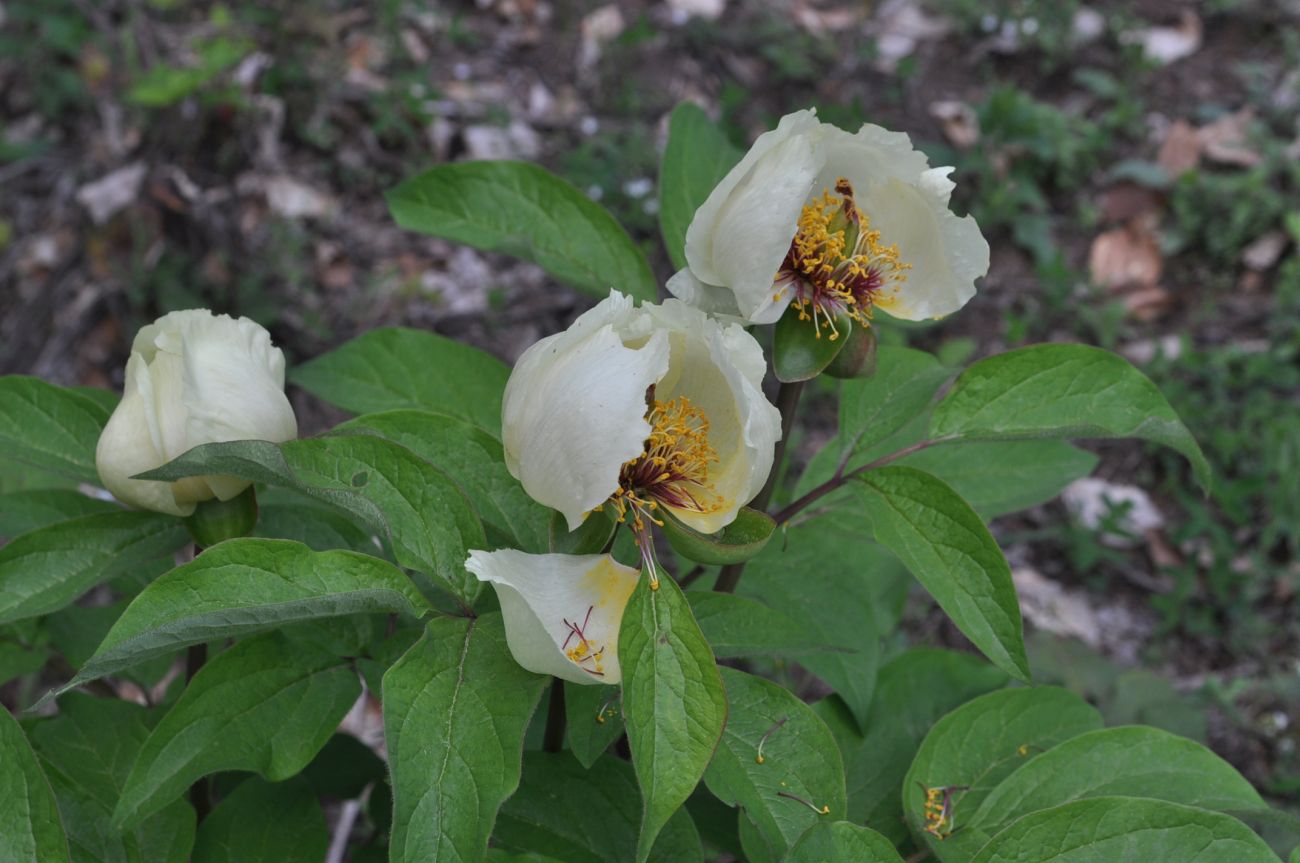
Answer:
[542,678,567,754]
[772,438,943,525]
[714,379,805,594]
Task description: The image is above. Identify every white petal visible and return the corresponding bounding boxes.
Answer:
[860,176,990,321]
[817,123,933,193]
[503,293,670,530]
[466,549,640,685]
[95,356,191,516]
[665,267,748,323]
[641,301,781,533]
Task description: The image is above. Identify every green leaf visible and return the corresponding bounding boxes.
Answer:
[619,571,727,862]
[46,602,174,692]
[839,347,952,459]
[703,668,846,858]
[0,490,117,538]
[387,161,657,302]
[338,409,551,553]
[773,306,851,383]
[0,511,188,625]
[564,682,624,769]
[741,512,909,726]
[969,797,1278,863]
[291,327,510,434]
[495,752,704,863]
[383,613,546,863]
[968,726,1265,836]
[661,507,775,565]
[0,702,70,862]
[814,649,1009,847]
[658,102,742,269]
[126,37,252,107]
[49,538,429,700]
[0,375,112,485]
[899,441,1097,520]
[254,495,377,554]
[784,821,906,862]
[903,687,1104,858]
[191,776,327,863]
[687,591,851,658]
[0,639,48,687]
[854,466,1028,681]
[929,344,1211,491]
[138,436,486,604]
[550,507,618,555]
[114,632,361,827]
[30,694,195,863]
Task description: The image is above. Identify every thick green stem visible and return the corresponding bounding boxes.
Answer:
[714,380,805,594]
[542,679,567,754]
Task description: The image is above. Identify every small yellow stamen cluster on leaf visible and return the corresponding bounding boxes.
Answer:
[778,178,911,340]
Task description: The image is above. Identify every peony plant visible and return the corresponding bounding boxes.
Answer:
[0,104,1281,863]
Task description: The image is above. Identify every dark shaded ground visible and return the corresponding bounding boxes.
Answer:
[3,0,1299,807]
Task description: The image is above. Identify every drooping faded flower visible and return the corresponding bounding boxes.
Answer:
[667,109,990,336]
[501,291,781,541]
[466,549,639,684]
[95,309,298,516]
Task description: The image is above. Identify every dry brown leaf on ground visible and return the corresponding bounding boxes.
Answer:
[1198,108,1262,168]
[1089,221,1170,320]
[578,5,624,70]
[1013,567,1102,648]
[1098,182,1164,225]
[867,0,951,72]
[667,0,726,23]
[1122,9,1202,65]
[76,163,148,225]
[792,0,861,35]
[1241,230,1290,271]
[1157,119,1201,178]
[929,100,979,148]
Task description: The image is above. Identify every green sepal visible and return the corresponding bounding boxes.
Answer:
[823,323,878,380]
[549,507,617,555]
[773,304,851,383]
[660,507,775,566]
[183,486,258,547]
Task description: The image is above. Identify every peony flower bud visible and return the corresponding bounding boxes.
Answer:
[95,309,298,516]
[501,291,782,537]
[466,549,639,685]
[667,109,990,335]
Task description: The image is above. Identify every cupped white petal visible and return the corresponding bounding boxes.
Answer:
[95,355,192,516]
[665,267,747,322]
[466,549,640,685]
[858,176,990,320]
[503,293,671,531]
[684,110,826,322]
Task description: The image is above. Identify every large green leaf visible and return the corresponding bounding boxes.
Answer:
[741,512,909,726]
[619,572,727,862]
[387,161,657,302]
[658,102,742,269]
[564,682,624,770]
[291,327,509,433]
[115,632,360,827]
[48,538,429,700]
[0,511,188,625]
[30,694,194,863]
[338,409,551,553]
[687,591,852,659]
[139,436,486,603]
[969,797,1277,862]
[254,494,376,554]
[383,613,546,863]
[902,687,1103,858]
[968,726,1265,837]
[854,466,1028,681]
[784,821,906,862]
[813,649,1009,847]
[929,344,1211,490]
[839,347,952,459]
[0,490,117,538]
[703,668,846,859]
[0,702,70,862]
[191,776,327,863]
[0,376,112,485]
[495,752,704,863]
[899,441,1097,520]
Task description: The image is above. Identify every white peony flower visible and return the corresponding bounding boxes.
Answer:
[667,108,990,335]
[466,549,639,685]
[95,309,298,516]
[502,291,781,538]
